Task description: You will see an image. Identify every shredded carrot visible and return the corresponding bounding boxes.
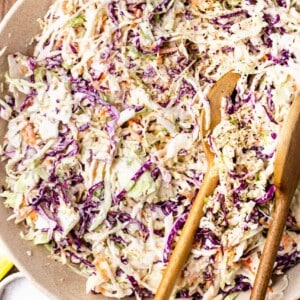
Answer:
[175,9,184,14]
[43,157,53,168]
[62,1,68,13]
[120,81,130,88]
[128,119,140,126]
[19,66,29,75]
[68,235,74,244]
[262,54,269,62]
[94,256,110,282]
[128,120,142,141]
[100,16,108,33]
[87,57,93,68]
[77,67,84,76]
[28,210,38,223]
[187,273,199,285]
[20,197,26,208]
[55,39,63,48]
[22,97,34,110]
[92,81,100,90]
[214,248,222,262]
[21,123,37,146]
[98,72,106,83]
[128,127,142,141]
[242,257,254,274]
[156,55,163,64]
[62,0,74,14]
[98,107,109,118]
[205,280,213,289]
[282,234,292,250]
[134,8,142,18]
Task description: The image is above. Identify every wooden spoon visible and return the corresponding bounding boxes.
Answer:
[154,71,241,300]
[251,94,300,300]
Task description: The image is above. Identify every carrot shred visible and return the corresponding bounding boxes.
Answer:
[21,123,37,146]
[94,256,110,282]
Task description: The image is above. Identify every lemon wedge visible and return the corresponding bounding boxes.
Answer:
[0,255,14,280]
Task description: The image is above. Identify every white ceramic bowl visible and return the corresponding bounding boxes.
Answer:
[0,272,50,300]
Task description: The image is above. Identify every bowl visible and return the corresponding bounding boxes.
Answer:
[0,1,299,300]
[0,272,50,300]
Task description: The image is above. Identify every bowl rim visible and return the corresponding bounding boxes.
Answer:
[0,272,25,297]
[0,0,23,33]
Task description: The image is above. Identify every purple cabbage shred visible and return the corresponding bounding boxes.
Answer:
[194,228,220,249]
[131,160,152,182]
[256,184,276,204]
[86,181,104,201]
[163,213,188,263]
[127,275,153,298]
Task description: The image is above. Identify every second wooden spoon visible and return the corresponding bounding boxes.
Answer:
[251,94,300,300]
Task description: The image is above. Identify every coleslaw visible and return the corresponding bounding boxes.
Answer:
[0,0,300,299]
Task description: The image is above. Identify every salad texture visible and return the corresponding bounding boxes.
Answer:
[1,0,300,299]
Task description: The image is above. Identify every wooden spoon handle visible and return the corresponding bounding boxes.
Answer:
[154,169,219,300]
[250,190,290,300]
